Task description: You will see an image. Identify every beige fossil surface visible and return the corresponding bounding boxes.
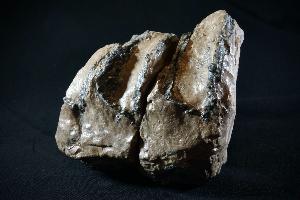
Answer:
[55,10,244,184]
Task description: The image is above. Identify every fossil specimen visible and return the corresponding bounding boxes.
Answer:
[55,10,244,184]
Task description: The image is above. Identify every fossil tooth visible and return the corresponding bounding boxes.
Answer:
[55,10,244,184]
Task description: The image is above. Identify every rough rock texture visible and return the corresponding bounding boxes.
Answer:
[55,10,244,184]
